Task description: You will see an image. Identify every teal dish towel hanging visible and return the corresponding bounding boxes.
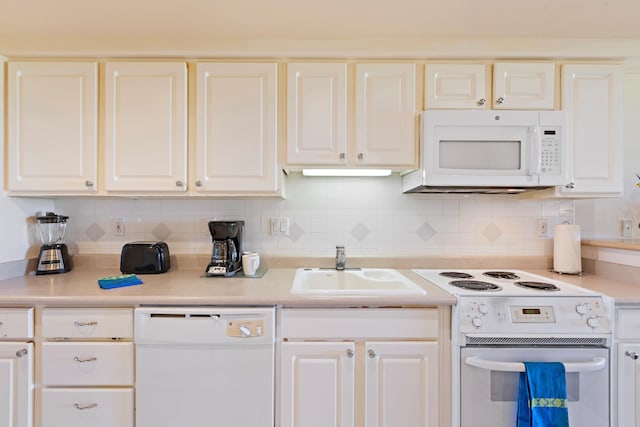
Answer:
[517,361,569,427]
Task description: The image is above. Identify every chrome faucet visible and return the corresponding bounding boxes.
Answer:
[335,245,346,270]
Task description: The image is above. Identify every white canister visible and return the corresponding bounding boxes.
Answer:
[553,224,582,274]
[242,252,260,276]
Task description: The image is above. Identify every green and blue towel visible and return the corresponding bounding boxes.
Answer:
[98,274,143,289]
[517,361,569,427]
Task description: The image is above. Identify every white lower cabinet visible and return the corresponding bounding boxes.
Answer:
[278,308,440,427]
[616,307,640,426]
[39,308,134,427]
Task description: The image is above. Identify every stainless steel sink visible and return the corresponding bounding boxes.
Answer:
[289,268,427,295]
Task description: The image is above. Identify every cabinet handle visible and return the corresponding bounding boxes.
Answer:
[339,153,346,160]
[73,403,98,410]
[565,182,575,189]
[74,321,98,327]
[478,98,486,105]
[195,180,203,187]
[626,351,639,360]
[84,180,94,187]
[357,153,364,160]
[176,180,184,187]
[73,356,97,363]
[368,349,376,358]
[15,348,28,358]
[496,97,505,104]
[346,349,354,358]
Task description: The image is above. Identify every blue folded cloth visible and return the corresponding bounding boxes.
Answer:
[98,274,143,289]
[517,362,569,427]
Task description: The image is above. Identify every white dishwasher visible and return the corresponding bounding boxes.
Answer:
[134,306,275,427]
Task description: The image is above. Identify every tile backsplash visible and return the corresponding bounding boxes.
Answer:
[54,173,574,258]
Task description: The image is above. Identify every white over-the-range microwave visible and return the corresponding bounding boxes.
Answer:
[402,110,568,194]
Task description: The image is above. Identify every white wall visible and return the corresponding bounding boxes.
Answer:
[575,72,640,238]
[0,56,53,263]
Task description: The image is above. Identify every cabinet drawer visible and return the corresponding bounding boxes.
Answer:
[42,308,133,338]
[41,388,133,427]
[280,308,439,339]
[617,309,640,339]
[0,308,33,339]
[42,342,133,386]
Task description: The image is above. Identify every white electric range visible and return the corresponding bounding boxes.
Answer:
[412,269,614,427]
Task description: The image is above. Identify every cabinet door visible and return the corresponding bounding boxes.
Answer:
[104,62,187,192]
[618,343,640,426]
[7,62,98,193]
[355,63,417,167]
[364,341,438,427]
[425,63,488,109]
[287,62,348,166]
[561,64,623,195]
[493,62,555,109]
[280,341,355,427]
[0,343,33,427]
[195,62,279,194]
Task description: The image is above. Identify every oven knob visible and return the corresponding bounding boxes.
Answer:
[471,317,483,328]
[587,317,599,328]
[478,304,489,315]
[575,304,588,315]
[239,325,252,337]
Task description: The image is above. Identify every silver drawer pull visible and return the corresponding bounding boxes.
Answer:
[74,321,98,327]
[368,349,376,358]
[626,351,639,360]
[15,348,28,358]
[73,403,98,410]
[346,349,354,358]
[73,356,97,363]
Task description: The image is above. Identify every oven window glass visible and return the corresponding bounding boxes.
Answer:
[490,371,579,402]
[439,140,521,170]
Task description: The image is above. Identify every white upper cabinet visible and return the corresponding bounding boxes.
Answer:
[104,62,187,192]
[492,62,555,109]
[425,62,555,110]
[560,64,623,196]
[425,63,489,109]
[7,62,98,193]
[194,62,280,194]
[285,62,417,170]
[355,63,417,167]
[286,62,348,165]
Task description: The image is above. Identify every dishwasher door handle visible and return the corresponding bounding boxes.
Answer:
[464,356,607,373]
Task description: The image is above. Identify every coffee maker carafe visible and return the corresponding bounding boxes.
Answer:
[36,212,73,275]
[206,221,244,276]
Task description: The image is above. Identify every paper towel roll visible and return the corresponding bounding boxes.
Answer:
[553,224,582,274]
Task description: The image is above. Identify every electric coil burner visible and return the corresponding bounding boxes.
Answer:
[483,271,520,280]
[449,280,502,292]
[439,272,474,279]
[514,281,560,291]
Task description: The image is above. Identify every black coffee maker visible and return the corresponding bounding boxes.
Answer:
[205,221,244,276]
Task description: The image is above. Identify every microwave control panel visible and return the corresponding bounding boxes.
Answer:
[540,127,561,175]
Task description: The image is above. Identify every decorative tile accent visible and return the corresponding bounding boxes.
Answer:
[152,222,172,241]
[85,222,105,242]
[351,222,371,242]
[482,222,503,243]
[288,222,304,242]
[417,222,436,242]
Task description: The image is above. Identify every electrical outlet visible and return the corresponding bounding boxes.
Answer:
[536,218,549,238]
[622,219,633,237]
[112,218,125,236]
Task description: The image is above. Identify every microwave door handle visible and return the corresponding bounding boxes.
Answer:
[527,125,542,176]
[464,356,607,373]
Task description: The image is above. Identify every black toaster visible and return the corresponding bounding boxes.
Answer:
[120,241,171,274]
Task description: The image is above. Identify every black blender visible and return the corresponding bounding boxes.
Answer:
[36,212,73,275]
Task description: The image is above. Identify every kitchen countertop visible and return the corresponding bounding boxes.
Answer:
[582,239,640,251]
[0,267,456,307]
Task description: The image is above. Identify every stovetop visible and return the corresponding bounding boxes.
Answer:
[411,269,600,298]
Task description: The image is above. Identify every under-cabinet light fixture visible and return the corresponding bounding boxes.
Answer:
[301,169,392,177]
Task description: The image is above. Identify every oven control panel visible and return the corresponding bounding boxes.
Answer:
[455,296,611,334]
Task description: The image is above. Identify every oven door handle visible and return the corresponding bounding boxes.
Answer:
[464,356,607,373]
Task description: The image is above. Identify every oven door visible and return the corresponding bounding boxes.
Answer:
[459,346,610,427]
